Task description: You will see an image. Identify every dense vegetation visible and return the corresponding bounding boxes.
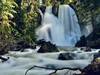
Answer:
[0,0,100,52]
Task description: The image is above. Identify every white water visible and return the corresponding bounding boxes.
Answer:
[36,5,81,47]
[0,48,99,75]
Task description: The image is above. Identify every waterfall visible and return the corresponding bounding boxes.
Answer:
[36,5,81,47]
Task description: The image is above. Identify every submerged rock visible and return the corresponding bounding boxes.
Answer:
[58,53,76,60]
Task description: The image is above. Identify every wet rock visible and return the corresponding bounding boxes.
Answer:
[0,56,9,62]
[80,47,91,52]
[94,51,100,60]
[75,35,87,47]
[36,40,58,53]
[81,58,100,75]
[58,53,76,60]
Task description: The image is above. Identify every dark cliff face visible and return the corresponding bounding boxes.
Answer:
[39,5,46,15]
[75,35,87,47]
[38,5,46,25]
[52,5,59,17]
[75,27,100,49]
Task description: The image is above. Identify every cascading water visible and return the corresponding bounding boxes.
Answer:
[36,5,81,47]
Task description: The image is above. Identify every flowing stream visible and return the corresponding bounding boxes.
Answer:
[0,48,99,75]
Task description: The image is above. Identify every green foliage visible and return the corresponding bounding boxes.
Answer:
[17,0,39,44]
[74,0,100,27]
[0,0,40,50]
[0,0,17,42]
[0,0,17,52]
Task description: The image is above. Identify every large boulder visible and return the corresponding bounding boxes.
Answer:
[36,40,58,53]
